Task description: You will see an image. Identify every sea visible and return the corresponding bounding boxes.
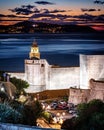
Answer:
[0,33,104,72]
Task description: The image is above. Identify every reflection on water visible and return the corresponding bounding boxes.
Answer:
[0,33,104,72]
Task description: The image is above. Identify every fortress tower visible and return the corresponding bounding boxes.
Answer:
[8,41,104,101]
[25,41,50,93]
[29,40,40,59]
[9,40,104,98]
[80,54,104,89]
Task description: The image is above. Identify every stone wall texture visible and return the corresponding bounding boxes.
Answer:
[88,79,104,101]
[80,55,104,89]
[69,79,104,105]
[15,59,80,92]
[9,55,104,95]
[25,59,49,92]
[9,73,25,81]
[49,67,79,90]
[69,88,90,105]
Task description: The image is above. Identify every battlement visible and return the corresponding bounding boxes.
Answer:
[25,59,49,65]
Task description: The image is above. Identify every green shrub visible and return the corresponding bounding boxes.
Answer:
[42,111,52,123]
[0,99,43,126]
[0,102,23,124]
[61,99,104,130]
[20,100,43,125]
[10,77,29,95]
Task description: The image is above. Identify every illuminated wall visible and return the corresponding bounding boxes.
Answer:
[49,67,80,90]
[80,55,104,89]
[9,54,104,93]
[25,59,49,92]
[24,59,80,92]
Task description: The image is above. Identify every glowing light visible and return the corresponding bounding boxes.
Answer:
[1,87,5,92]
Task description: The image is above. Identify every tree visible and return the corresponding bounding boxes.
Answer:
[61,117,76,130]
[0,98,43,126]
[61,99,104,130]
[0,71,5,81]
[0,102,23,124]
[10,77,29,95]
[0,91,8,102]
[42,111,52,123]
[21,99,43,126]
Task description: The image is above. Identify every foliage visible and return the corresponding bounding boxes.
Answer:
[89,112,104,130]
[0,71,5,81]
[10,98,43,126]
[10,77,29,95]
[21,100,43,125]
[62,96,68,102]
[0,99,43,126]
[61,117,76,130]
[0,71,29,98]
[0,102,23,124]
[77,102,88,117]
[9,100,24,112]
[42,111,52,123]
[0,91,8,102]
[61,99,104,130]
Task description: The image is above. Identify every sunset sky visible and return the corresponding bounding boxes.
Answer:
[0,0,104,30]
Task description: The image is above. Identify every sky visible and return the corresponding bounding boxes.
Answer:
[0,0,104,30]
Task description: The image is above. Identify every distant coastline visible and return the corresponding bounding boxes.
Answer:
[1,21,103,34]
[0,32,104,39]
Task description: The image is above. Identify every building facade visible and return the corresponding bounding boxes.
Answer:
[9,41,104,93]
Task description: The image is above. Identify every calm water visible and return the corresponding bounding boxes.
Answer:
[0,33,104,72]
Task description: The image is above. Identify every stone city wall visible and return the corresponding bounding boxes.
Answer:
[87,55,104,81]
[9,73,25,81]
[9,55,104,94]
[49,67,80,90]
[69,88,90,105]
[80,54,88,89]
[69,79,104,105]
[89,79,104,101]
[80,55,104,89]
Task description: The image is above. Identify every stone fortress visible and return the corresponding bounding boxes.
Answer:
[9,40,104,104]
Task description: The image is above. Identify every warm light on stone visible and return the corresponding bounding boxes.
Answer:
[8,40,104,94]
[29,40,40,59]
[80,54,104,89]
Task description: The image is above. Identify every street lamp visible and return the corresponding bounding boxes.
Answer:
[0,87,5,92]
[56,112,66,124]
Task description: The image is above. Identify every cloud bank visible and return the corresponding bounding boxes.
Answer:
[35,1,54,5]
[81,8,101,12]
[94,0,104,4]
